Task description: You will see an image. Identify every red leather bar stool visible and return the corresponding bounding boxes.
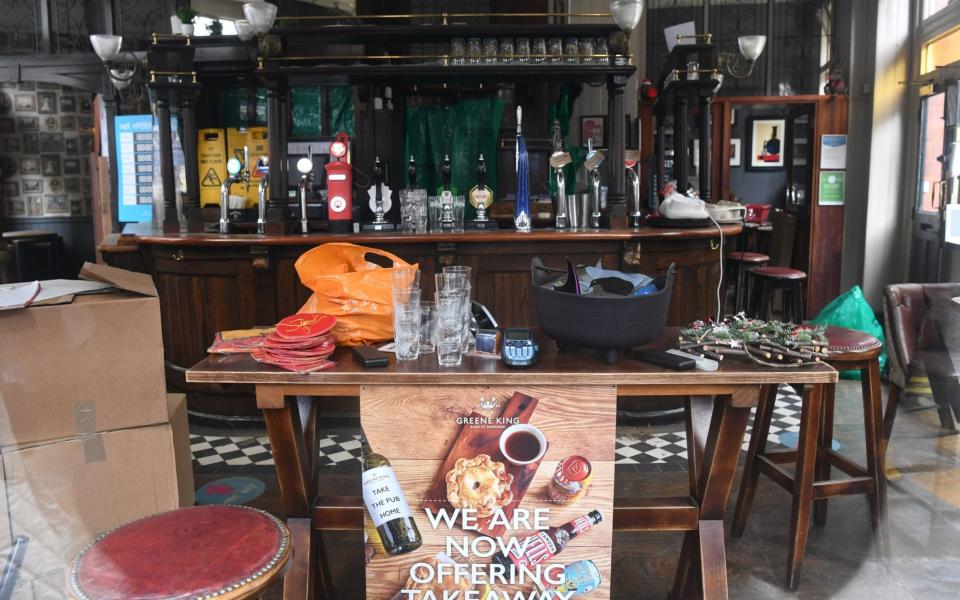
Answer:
[727,251,770,313]
[731,326,886,590]
[69,505,291,600]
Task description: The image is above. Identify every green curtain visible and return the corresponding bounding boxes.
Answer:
[404,97,505,219]
[328,86,355,136]
[291,86,323,137]
[218,87,268,128]
[547,82,584,195]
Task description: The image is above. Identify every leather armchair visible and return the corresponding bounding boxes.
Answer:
[883,283,960,440]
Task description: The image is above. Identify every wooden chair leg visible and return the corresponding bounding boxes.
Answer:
[813,383,836,526]
[731,384,778,537]
[882,383,901,452]
[748,274,761,318]
[861,360,888,556]
[786,383,823,590]
[759,280,773,321]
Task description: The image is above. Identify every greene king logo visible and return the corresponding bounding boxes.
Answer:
[454,396,520,426]
[479,396,498,410]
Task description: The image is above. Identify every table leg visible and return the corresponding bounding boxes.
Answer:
[861,360,889,557]
[731,384,777,537]
[285,518,313,600]
[671,390,757,600]
[786,383,823,590]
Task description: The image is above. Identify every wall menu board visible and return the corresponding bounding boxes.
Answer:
[361,385,616,600]
[115,115,155,223]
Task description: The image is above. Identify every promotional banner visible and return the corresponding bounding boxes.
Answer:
[361,385,616,600]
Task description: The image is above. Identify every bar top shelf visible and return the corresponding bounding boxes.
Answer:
[98,223,742,252]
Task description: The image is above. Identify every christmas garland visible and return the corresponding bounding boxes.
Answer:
[679,314,829,368]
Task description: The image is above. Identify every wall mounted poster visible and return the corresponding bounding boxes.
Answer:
[114,114,155,223]
[819,171,846,205]
[747,117,786,170]
[361,385,616,600]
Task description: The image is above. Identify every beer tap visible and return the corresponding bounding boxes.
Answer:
[255,156,269,235]
[296,146,314,234]
[585,139,605,229]
[440,154,454,229]
[219,146,249,235]
[372,156,388,226]
[549,119,572,230]
[627,161,642,228]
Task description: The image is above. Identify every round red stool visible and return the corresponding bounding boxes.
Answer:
[69,505,291,600]
[727,251,770,313]
[748,265,807,322]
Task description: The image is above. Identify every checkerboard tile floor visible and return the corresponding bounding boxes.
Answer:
[190,386,802,468]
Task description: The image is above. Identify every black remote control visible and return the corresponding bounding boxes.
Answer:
[632,349,696,371]
[352,345,389,368]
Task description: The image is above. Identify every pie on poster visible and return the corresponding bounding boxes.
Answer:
[361,385,616,599]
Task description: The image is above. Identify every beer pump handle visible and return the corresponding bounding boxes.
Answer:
[407,155,416,190]
[476,154,486,188]
[373,155,383,204]
[442,154,451,191]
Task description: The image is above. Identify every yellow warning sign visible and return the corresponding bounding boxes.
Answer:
[198,128,226,206]
[201,168,222,187]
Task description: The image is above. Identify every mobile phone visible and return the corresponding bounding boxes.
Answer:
[631,349,696,371]
[352,345,389,368]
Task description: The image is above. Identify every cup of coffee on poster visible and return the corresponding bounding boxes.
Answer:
[499,423,548,465]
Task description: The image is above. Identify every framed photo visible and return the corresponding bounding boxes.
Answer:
[6,198,26,217]
[19,157,40,175]
[22,132,39,154]
[48,178,63,193]
[22,178,43,193]
[730,138,742,167]
[65,136,79,154]
[14,94,36,112]
[43,115,58,130]
[60,95,76,113]
[44,194,69,215]
[60,115,76,130]
[79,95,92,111]
[27,195,43,216]
[0,117,13,134]
[41,154,61,176]
[64,178,80,193]
[37,91,57,114]
[17,116,38,131]
[747,117,787,170]
[39,132,64,152]
[580,115,606,148]
[1,181,20,197]
[63,157,80,175]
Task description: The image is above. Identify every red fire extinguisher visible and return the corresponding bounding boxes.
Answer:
[325,131,352,234]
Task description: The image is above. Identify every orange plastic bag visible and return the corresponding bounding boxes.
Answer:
[295,243,414,346]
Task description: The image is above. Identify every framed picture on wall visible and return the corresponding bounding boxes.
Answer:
[747,117,787,170]
[730,138,742,167]
[580,115,606,148]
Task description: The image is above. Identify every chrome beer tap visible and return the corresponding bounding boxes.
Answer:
[549,119,572,230]
[627,161,642,228]
[585,139,605,229]
[219,145,249,234]
[255,156,269,235]
[296,146,314,234]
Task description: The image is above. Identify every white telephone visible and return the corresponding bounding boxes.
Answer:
[659,188,710,220]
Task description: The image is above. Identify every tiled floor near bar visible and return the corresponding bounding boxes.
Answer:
[191,381,960,599]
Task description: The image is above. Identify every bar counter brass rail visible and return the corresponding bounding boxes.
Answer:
[148,70,198,83]
[257,53,622,69]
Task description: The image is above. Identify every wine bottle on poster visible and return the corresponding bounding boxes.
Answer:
[361,438,422,555]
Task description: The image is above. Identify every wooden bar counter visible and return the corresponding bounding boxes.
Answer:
[101,225,738,418]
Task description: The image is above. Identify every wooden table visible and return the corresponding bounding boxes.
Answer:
[187,330,836,600]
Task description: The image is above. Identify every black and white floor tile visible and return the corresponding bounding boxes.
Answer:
[189,386,803,468]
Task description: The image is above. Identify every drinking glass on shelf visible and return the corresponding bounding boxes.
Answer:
[442,266,473,352]
[532,38,547,64]
[595,36,609,64]
[482,37,498,64]
[419,301,436,354]
[467,37,482,65]
[391,266,420,295]
[436,291,465,367]
[499,38,514,63]
[578,38,595,65]
[450,38,466,65]
[565,37,580,64]
[392,288,421,361]
[547,37,563,63]
[516,37,531,63]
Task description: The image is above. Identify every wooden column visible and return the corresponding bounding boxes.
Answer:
[674,96,689,191]
[266,79,289,235]
[101,90,121,233]
[182,92,203,232]
[699,94,711,201]
[154,92,179,233]
[607,73,628,227]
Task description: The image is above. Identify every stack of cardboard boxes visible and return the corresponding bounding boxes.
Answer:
[0,263,193,598]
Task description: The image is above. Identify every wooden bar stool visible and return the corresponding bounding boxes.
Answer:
[748,266,807,322]
[730,326,886,590]
[727,251,769,314]
[69,505,291,600]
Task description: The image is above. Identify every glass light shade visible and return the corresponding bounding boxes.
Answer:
[738,35,767,62]
[235,19,255,42]
[109,69,131,90]
[610,0,643,33]
[243,2,278,36]
[90,34,122,62]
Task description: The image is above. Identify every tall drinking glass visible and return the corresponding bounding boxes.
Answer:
[437,291,465,367]
[442,266,473,352]
[419,301,436,354]
[392,287,421,361]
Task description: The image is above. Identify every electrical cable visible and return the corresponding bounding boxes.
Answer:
[707,213,724,323]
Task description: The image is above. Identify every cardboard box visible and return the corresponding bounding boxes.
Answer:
[198,128,226,206]
[0,423,179,586]
[167,393,195,508]
[0,263,168,447]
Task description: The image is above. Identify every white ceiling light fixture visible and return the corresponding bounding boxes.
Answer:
[609,0,643,66]
[243,2,278,35]
[719,34,767,79]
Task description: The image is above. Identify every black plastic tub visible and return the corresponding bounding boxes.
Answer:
[531,258,676,363]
